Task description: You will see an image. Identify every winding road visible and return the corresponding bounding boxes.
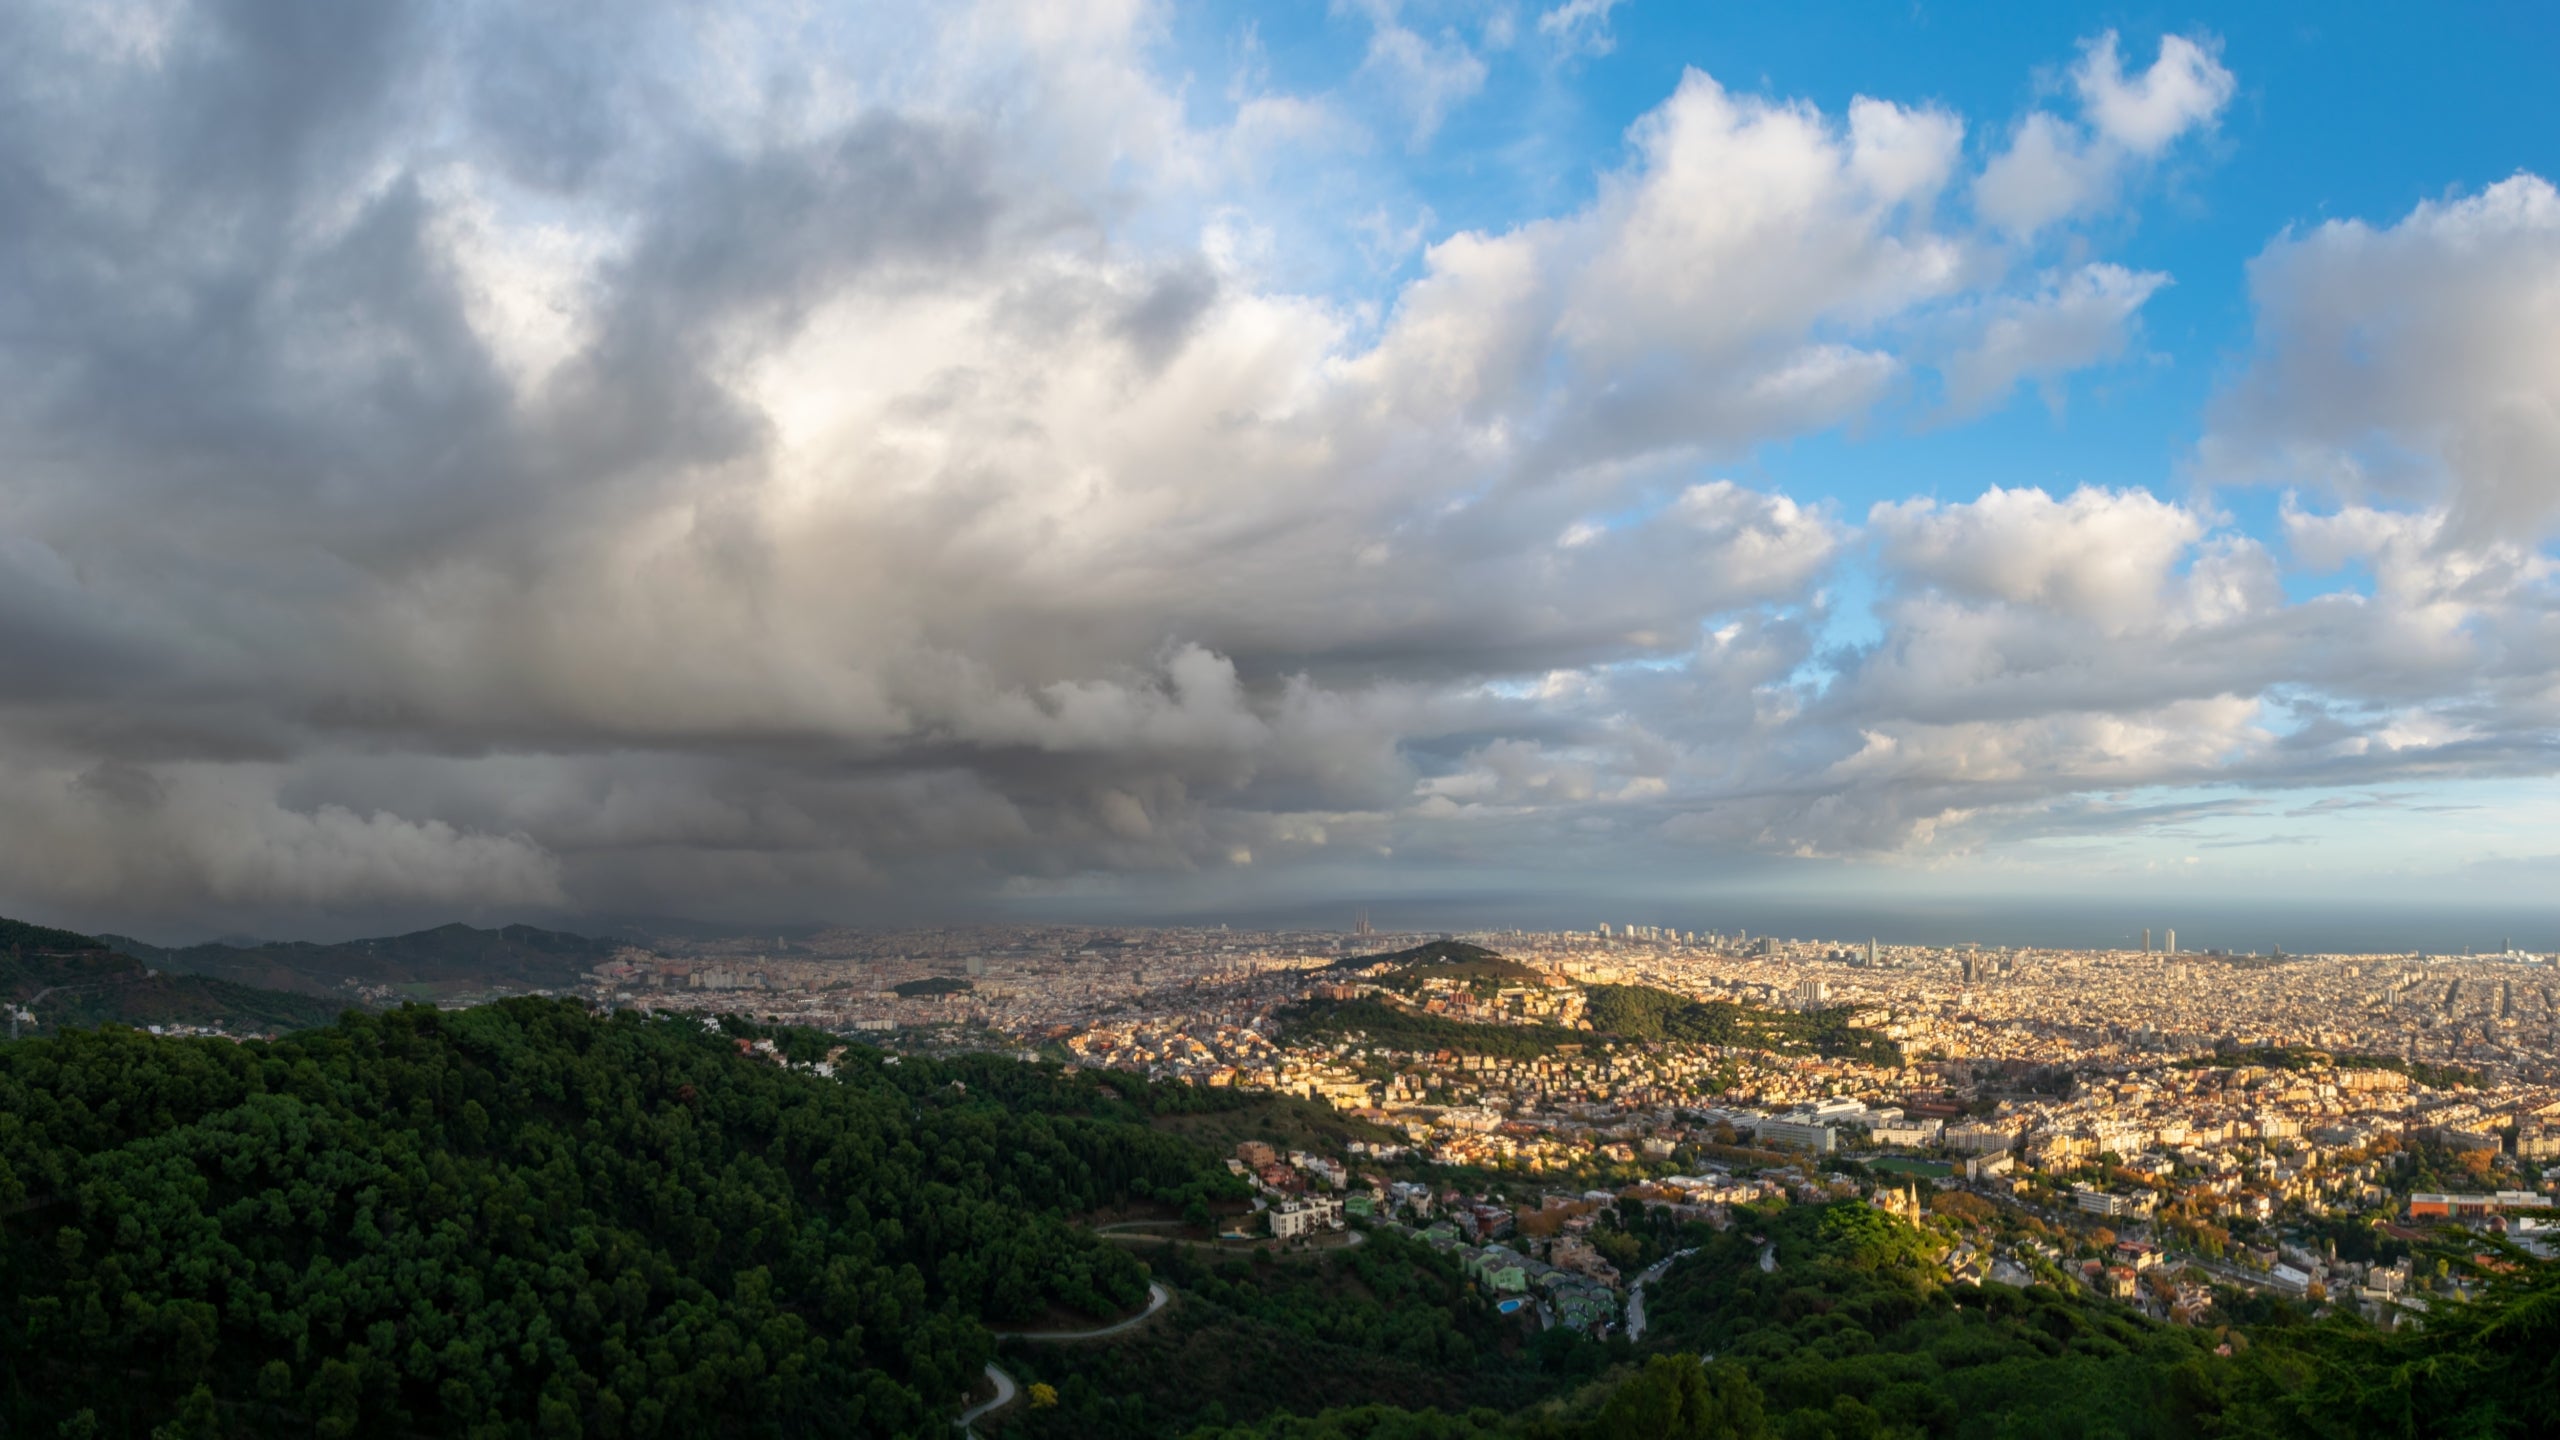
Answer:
[1623,1247,1698,1342]
[997,1280,1172,1342]
[953,1363,1016,1435]
[954,1283,1173,1434]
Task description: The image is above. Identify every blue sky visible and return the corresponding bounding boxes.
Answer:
[1151,1,2555,505]
[2,0,2557,942]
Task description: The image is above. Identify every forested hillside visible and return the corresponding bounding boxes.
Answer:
[1282,996,1584,1059]
[101,922,619,1004]
[1002,1229,1583,1438]
[0,999,1241,1438]
[2,917,342,1038]
[1281,984,1899,1068]
[1582,984,1902,1067]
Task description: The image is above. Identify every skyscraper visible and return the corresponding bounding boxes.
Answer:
[2165,929,2177,956]
[2142,928,2152,955]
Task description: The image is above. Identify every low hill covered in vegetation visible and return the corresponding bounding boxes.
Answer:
[895,976,975,998]
[100,922,619,1005]
[1281,980,1899,1069]
[1583,983,1903,1067]
[0,998,1243,1438]
[1324,941,1553,994]
[1323,940,1507,973]
[2,916,342,1038]
[2173,1044,2481,1091]
[1281,996,1586,1060]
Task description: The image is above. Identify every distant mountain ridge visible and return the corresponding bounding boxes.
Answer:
[99,921,618,1005]
[1,915,340,1038]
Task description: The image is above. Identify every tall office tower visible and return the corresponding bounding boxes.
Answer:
[1598,923,1612,938]
[1867,938,1879,967]
[2143,928,2152,954]
[2165,929,2177,956]
[1961,955,1977,986]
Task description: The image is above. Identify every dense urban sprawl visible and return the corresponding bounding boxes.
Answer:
[566,921,2560,1334]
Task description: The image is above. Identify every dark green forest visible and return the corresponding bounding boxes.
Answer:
[893,978,975,998]
[998,1229,1584,1438]
[1281,998,1584,1060]
[1283,986,1900,1069]
[0,999,1242,1438]
[1581,985,1903,1068]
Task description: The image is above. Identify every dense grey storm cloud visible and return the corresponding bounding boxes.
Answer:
[1,1,2556,937]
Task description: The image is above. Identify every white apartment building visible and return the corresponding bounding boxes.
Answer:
[1270,1196,1346,1239]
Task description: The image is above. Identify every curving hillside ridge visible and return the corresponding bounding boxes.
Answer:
[1,915,341,1038]
[99,922,620,1006]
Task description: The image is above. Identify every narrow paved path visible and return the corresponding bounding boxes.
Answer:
[995,1281,1170,1342]
[954,1361,1016,1435]
[1096,1225,1367,1257]
[956,1276,1176,1430]
[1624,1247,1697,1342]
[957,1282,1169,1432]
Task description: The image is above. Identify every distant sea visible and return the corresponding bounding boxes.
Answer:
[1013,892,2560,958]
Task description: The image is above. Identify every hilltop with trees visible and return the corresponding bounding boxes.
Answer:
[0,998,1243,1437]
[1583,983,1903,1067]
[1281,970,1899,1069]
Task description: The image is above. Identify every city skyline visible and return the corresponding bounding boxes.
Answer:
[3,2,2559,941]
